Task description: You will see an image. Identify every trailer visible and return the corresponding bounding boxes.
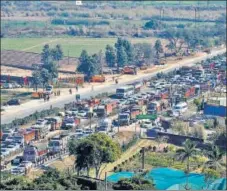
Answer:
[48,134,69,154]
[122,66,137,75]
[23,143,48,163]
[45,117,62,131]
[90,75,105,83]
[118,106,141,126]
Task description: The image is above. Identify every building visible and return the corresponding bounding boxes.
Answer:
[204,97,226,117]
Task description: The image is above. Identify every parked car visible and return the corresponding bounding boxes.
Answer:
[66,108,78,116]
[6,99,20,105]
[3,83,13,89]
[77,110,87,117]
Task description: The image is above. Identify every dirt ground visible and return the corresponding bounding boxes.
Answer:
[1,65,76,78]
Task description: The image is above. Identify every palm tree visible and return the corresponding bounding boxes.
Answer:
[175,139,198,190]
[204,145,225,171]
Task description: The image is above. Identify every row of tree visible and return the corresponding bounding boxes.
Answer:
[32,44,63,90]
[77,38,162,78]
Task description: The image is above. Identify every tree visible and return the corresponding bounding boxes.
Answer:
[105,45,116,67]
[134,43,154,66]
[122,40,134,65]
[32,70,41,92]
[175,139,198,190]
[69,133,121,178]
[51,44,63,63]
[202,168,220,190]
[41,44,51,65]
[41,44,59,81]
[116,45,128,69]
[165,40,176,54]
[40,68,51,89]
[204,145,225,171]
[43,59,58,81]
[144,19,163,30]
[154,40,163,59]
[77,50,100,78]
[112,175,155,190]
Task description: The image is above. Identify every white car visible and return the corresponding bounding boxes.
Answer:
[66,108,79,115]
[11,166,25,175]
[0,148,10,157]
[77,110,87,117]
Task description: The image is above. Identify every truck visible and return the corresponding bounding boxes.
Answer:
[96,118,112,133]
[23,143,48,163]
[18,128,35,144]
[90,75,105,83]
[122,66,137,75]
[31,123,50,140]
[45,117,62,131]
[48,134,69,154]
[62,116,80,130]
[96,103,113,117]
[118,106,141,126]
[128,81,143,93]
[147,101,161,114]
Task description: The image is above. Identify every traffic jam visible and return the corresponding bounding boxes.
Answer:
[0,53,226,175]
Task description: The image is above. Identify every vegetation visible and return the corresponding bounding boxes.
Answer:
[0,169,80,190]
[113,175,155,190]
[77,50,101,79]
[175,139,199,189]
[204,145,225,171]
[69,133,121,178]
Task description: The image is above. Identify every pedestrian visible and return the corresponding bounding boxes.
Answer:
[47,95,50,101]
[69,89,72,94]
[44,95,46,102]
[59,90,61,96]
[50,105,52,110]
[76,85,78,92]
[115,79,118,84]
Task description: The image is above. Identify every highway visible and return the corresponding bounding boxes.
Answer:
[1,47,226,125]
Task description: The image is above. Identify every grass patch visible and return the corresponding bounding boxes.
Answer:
[1,37,165,57]
[1,90,32,105]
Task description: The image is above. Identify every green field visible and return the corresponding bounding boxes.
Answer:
[1,37,163,57]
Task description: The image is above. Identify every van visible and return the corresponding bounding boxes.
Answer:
[173,102,188,114]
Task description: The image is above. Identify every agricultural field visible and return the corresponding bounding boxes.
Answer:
[1,37,168,57]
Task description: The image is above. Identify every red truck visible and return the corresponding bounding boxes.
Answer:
[184,86,196,98]
[18,128,35,144]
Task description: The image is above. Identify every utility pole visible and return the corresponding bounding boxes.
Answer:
[141,147,145,169]
[105,172,107,190]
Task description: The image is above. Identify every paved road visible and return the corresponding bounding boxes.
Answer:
[1,48,225,125]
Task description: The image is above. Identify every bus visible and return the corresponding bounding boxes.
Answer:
[116,86,134,98]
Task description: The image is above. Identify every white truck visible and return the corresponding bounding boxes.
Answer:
[96,118,112,133]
